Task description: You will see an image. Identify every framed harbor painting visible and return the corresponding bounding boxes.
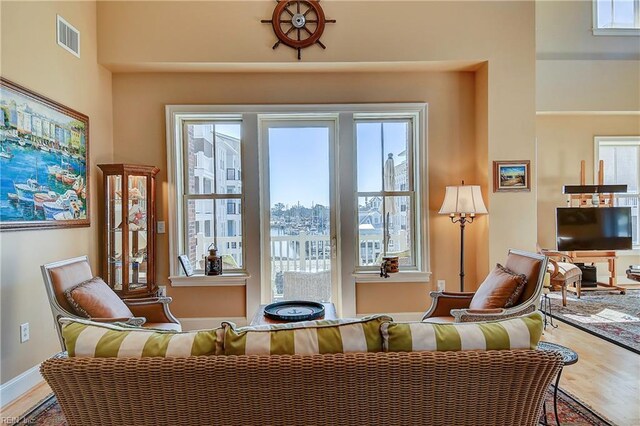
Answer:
[493,160,530,192]
[0,78,89,231]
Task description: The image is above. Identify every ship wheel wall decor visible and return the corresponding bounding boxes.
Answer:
[261,0,336,60]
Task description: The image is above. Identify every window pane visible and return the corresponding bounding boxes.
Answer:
[597,0,613,28]
[358,196,383,266]
[385,196,414,266]
[216,198,243,268]
[186,123,215,194]
[383,122,410,191]
[186,199,214,271]
[615,146,639,193]
[613,0,635,27]
[356,122,382,192]
[215,124,242,194]
[600,145,616,184]
[185,122,241,195]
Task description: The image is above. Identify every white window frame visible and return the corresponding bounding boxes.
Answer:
[593,0,640,35]
[353,113,419,272]
[167,104,430,318]
[258,115,340,304]
[166,113,249,286]
[595,136,640,249]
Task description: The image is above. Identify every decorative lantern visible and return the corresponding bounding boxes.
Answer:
[380,256,399,278]
[205,244,223,276]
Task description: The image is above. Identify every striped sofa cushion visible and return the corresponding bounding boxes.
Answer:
[60,318,219,358]
[222,315,393,355]
[381,312,543,352]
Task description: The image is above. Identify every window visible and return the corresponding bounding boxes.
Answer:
[594,0,640,34]
[356,116,417,269]
[203,178,212,194]
[227,200,236,215]
[596,136,640,247]
[167,104,428,299]
[178,119,244,272]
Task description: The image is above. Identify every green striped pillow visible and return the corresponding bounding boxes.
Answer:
[381,312,543,352]
[222,315,393,355]
[59,318,219,358]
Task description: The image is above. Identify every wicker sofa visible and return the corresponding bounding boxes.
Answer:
[41,349,562,426]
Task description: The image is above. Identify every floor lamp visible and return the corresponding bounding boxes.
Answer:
[439,182,488,291]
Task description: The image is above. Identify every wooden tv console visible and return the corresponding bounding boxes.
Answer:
[565,251,626,295]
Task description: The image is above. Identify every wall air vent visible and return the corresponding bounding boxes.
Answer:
[56,15,80,58]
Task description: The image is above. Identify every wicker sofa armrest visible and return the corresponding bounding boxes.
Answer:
[124,297,179,324]
[422,291,475,320]
[451,304,536,322]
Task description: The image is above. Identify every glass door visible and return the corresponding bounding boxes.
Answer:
[260,117,338,304]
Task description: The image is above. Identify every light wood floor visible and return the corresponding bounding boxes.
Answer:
[1,380,52,421]
[2,322,639,425]
[541,319,640,426]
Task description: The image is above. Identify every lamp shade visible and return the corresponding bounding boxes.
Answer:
[438,185,488,215]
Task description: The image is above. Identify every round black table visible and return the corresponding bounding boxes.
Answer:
[537,341,579,426]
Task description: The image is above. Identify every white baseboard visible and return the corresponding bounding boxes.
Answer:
[179,317,247,330]
[0,364,44,408]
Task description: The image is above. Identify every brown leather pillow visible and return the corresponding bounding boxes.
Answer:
[64,277,134,319]
[469,264,528,310]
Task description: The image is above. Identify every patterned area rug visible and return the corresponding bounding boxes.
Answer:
[547,289,640,354]
[19,388,613,425]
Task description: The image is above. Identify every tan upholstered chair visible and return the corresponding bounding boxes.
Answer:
[41,256,181,349]
[422,249,548,323]
[540,249,582,306]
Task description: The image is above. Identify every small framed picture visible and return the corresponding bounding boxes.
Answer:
[178,255,194,277]
[493,160,530,192]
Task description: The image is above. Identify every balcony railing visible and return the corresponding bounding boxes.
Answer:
[193,232,404,272]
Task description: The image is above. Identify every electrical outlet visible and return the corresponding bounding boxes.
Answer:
[157,221,166,234]
[20,323,29,343]
[437,280,446,291]
[158,285,167,297]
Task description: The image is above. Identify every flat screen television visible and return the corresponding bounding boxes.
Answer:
[556,207,632,251]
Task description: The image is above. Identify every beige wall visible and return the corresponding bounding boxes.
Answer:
[535,0,640,276]
[104,0,537,316]
[112,71,482,317]
[1,0,538,385]
[98,1,532,68]
[535,0,640,112]
[537,60,640,112]
[537,114,640,249]
[0,1,113,385]
[536,0,640,60]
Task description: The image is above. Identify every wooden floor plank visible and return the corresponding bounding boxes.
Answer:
[0,381,52,420]
[541,319,640,425]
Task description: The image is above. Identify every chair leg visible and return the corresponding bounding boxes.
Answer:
[576,279,581,298]
[562,284,567,307]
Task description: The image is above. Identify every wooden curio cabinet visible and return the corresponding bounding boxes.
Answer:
[98,164,159,298]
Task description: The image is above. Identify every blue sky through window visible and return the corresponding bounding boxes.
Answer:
[269,127,330,207]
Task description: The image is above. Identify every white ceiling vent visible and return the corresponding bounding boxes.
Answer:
[56,15,80,58]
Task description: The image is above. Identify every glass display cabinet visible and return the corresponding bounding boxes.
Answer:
[98,164,159,298]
